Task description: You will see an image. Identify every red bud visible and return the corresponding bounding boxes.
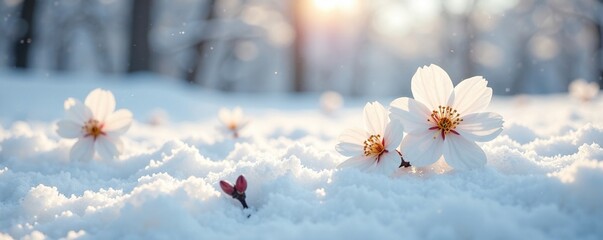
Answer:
[220,180,234,196]
[235,175,247,193]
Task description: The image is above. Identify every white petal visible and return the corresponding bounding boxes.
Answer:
[218,108,231,125]
[56,120,83,139]
[411,64,453,110]
[113,137,124,154]
[389,97,432,134]
[103,109,133,135]
[70,137,95,161]
[336,128,368,156]
[400,131,444,167]
[85,88,116,121]
[233,107,244,122]
[442,134,487,170]
[363,102,388,134]
[336,142,364,157]
[374,151,401,175]
[64,98,92,123]
[383,121,404,150]
[449,76,492,115]
[337,155,376,171]
[238,119,250,130]
[95,136,119,160]
[338,128,369,143]
[456,112,504,142]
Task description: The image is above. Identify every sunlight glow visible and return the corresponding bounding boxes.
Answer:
[311,0,358,12]
[373,4,412,36]
[408,0,440,21]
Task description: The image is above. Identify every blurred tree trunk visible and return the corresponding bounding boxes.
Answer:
[550,0,603,88]
[217,39,241,91]
[12,0,36,68]
[128,0,153,72]
[291,0,305,92]
[441,0,478,79]
[55,20,112,72]
[511,33,531,94]
[186,0,217,84]
[460,15,476,78]
[596,23,603,88]
[54,2,112,72]
[596,6,603,88]
[89,18,113,73]
[55,29,69,71]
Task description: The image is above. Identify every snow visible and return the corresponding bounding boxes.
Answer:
[1,72,603,239]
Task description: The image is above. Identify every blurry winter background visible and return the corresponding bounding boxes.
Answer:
[1,0,602,94]
[1,0,603,239]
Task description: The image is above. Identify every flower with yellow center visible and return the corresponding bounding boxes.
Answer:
[56,88,133,161]
[363,134,386,157]
[390,64,504,170]
[427,105,462,140]
[83,119,105,139]
[218,107,249,138]
[335,102,404,174]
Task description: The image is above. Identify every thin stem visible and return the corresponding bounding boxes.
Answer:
[399,157,411,168]
[396,150,412,168]
[238,198,249,209]
[231,191,250,218]
[231,191,248,209]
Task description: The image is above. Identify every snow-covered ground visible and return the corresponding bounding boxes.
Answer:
[1,72,602,239]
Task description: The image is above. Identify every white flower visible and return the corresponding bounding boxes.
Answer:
[56,88,133,161]
[390,64,503,170]
[335,102,404,174]
[569,79,599,102]
[218,107,249,138]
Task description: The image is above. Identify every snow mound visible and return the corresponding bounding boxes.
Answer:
[0,75,602,239]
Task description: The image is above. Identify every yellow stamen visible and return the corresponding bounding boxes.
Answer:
[427,105,462,140]
[363,134,386,157]
[82,119,105,139]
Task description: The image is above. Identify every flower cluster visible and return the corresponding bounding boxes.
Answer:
[336,64,504,172]
[56,89,254,212]
[55,65,503,214]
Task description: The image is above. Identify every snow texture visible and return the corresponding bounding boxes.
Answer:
[0,73,602,239]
